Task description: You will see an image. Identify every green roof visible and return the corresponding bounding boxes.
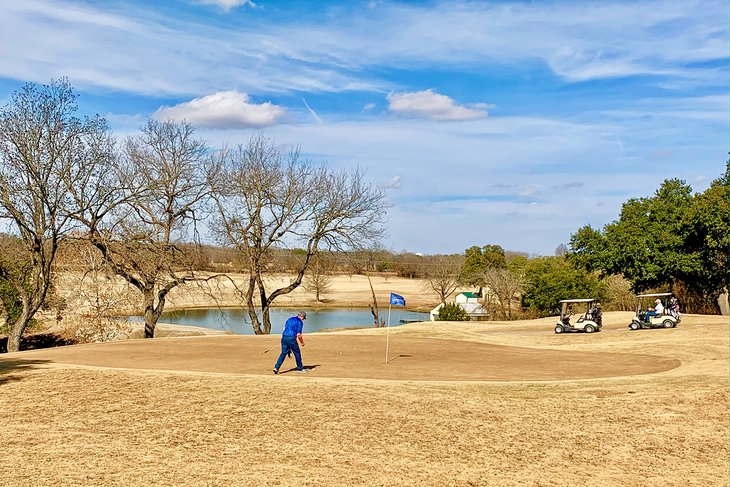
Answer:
[460,292,479,298]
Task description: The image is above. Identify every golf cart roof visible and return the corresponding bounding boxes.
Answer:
[636,293,672,298]
[558,298,596,303]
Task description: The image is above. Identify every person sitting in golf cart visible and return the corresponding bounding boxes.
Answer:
[561,305,573,327]
[643,298,664,322]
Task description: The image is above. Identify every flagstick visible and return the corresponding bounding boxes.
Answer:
[385,301,392,364]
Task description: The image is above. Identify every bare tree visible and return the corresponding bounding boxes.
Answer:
[366,273,384,327]
[210,134,386,334]
[67,247,135,342]
[603,274,634,311]
[0,79,113,352]
[72,119,215,338]
[422,255,463,304]
[394,252,426,278]
[303,253,333,302]
[483,267,525,319]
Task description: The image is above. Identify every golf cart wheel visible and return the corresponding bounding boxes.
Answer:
[584,324,595,334]
[554,325,565,334]
[662,320,673,329]
[629,321,640,331]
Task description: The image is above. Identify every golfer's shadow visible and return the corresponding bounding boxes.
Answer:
[279,364,321,374]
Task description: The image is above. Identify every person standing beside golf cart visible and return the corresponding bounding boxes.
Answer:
[644,298,664,322]
[273,312,308,374]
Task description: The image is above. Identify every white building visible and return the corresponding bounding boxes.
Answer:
[455,292,480,304]
[430,292,489,321]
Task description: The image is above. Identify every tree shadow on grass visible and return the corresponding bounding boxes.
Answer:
[0,333,77,354]
[0,358,52,386]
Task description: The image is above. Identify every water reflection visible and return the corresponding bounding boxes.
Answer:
[155,307,429,335]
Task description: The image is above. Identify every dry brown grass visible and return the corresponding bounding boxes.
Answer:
[0,313,727,486]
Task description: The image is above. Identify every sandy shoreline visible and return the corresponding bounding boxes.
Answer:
[135,273,441,312]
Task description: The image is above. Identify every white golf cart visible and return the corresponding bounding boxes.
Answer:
[554,299,603,334]
[628,292,680,330]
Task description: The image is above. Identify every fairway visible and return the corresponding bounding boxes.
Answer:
[0,312,727,486]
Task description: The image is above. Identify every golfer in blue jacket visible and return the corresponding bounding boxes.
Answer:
[273,311,308,374]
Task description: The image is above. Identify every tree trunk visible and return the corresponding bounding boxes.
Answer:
[500,299,508,320]
[248,310,263,335]
[245,275,263,334]
[257,241,318,334]
[6,324,23,353]
[142,289,157,339]
[262,305,272,335]
[367,274,381,327]
[5,305,31,353]
[256,272,272,335]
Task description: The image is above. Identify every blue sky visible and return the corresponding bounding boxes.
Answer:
[1,0,727,255]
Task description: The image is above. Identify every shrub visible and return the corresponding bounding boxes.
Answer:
[437,303,470,321]
[74,317,131,343]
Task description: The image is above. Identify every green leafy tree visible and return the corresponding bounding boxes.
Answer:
[570,179,697,290]
[568,225,607,273]
[521,256,604,317]
[460,244,506,287]
[680,170,729,312]
[568,175,727,313]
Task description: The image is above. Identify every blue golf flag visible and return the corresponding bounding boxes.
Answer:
[390,292,405,306]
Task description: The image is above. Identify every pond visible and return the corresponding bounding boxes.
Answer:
[152,307,430,335]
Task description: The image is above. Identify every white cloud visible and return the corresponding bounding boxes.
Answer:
[154,91,285,128]
[387,90,487,121]
[197,0,256,11]
[384,176,401,189]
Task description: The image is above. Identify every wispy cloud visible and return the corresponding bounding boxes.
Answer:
[387,90,487,121]
[154,91,285,128]
[1,0,725,97]
[551,182,585,190]
[197,0,256,12]
[519,186,541,198]
[302,98,323,124]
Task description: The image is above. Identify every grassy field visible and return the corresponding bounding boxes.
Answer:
[1,312,727,486]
